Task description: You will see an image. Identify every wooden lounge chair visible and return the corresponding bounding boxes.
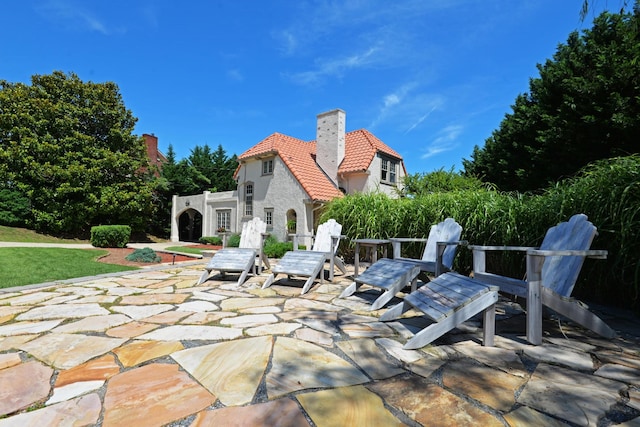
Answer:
[389,217,466,277]
[339,258,421,310]
[380,214,615,349]
[340,218,465,308]
[469,213,615,345]
[197,217,270,286]
[263,219,345,294]
[380,272,498,349]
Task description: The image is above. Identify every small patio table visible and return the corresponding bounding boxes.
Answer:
[352,238,390,277]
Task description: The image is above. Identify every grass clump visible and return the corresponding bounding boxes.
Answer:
[125,247,161,263]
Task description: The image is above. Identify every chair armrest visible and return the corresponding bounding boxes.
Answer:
[468,245,535,252]
[528,249,608,259]
[390,238,428,259]
[292,233,313,250]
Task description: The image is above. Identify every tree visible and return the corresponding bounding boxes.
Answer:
[161,143,237,196]
[463,6,640,192]
[0,71,159,234]
[401,167,488,198]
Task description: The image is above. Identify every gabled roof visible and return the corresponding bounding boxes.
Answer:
[237,129,404,202]
[339,129,402,174]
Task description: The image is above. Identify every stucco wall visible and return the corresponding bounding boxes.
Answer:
[237,156,313,243]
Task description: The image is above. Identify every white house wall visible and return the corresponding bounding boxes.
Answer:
[237,156,313,243]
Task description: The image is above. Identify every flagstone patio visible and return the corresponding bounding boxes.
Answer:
[1,259,639,426]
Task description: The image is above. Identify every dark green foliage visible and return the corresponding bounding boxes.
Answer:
[402,167,488,197]
[125,247,161,263]
[199,236,223,246]
[90,225,131,248]
[0,189,30,227]
[464,7,640,192]
[264,242,294,258]
[0,71,159,234]
[227,233,241,247]
[322,155,640,310]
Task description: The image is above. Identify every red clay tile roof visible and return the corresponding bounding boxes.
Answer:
[339,129,402,174]
[237,129,404,202]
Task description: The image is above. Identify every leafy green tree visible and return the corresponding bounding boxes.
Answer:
[0,71,159,234]
[401,167,488,197]
[463,6,640,192]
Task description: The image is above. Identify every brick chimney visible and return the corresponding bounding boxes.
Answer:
[142,133,166,176]
[315,109,345,185]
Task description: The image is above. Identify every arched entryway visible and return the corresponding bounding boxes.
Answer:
[286,209,297,235]
[178,208,203,242]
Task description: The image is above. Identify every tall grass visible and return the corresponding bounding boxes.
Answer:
[322,155,640,310]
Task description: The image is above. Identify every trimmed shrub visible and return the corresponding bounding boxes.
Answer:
[125,247,161,263]
[227,233,241,247]
[264,242,293,258]
[199,236,223,246]
[90,225,131,248]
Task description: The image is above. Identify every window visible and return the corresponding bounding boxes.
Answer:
[262,159,273,175]
[216,210,231,232]
[380,157,398,184]
[264,208,273,227]
[244,184,253,216]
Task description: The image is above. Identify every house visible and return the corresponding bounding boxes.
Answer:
[170,109,406,243]
[142,133,167,176]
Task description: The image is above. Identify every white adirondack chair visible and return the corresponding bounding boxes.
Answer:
[469,213,615,345]
[380,214,616,349]
[197,217,270,286]
[263,219,345,294]
[340,218,466,310]
[390,217,465,277]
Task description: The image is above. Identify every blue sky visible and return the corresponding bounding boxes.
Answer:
[2,1,611,175]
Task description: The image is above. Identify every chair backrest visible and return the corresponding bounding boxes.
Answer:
[421,218,463,269]
[312,219,342,253]
[540,213,597,297]
[239,217,267,250]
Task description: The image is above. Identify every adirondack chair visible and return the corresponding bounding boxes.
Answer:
[197,217,270,286]
[340,218,466,309]
[380,272,499,349]
[390,217,465,277]
[262,219,345,294]
[469,213,615,345]
[291,218,347,281]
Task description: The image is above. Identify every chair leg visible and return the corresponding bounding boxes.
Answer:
[339,281,359,298]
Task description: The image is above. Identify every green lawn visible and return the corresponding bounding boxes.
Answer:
[0,247,138,289]
[0,225,89,244]
[164,245,204,255]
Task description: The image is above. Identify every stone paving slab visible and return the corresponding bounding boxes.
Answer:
[0,259,639,426]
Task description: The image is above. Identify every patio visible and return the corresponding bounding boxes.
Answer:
[0,258,639,426]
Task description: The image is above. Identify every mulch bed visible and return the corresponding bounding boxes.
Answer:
[95,245,218,267]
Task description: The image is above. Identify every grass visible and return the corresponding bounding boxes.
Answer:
[164,245,204,255]
[0,247,138,289]
[0,225,89,244]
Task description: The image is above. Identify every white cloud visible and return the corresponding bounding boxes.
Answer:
[37,0,122,35]
[287,45,379,86]
[421,124,463,159]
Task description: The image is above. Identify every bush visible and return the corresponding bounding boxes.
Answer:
[125,247,161,263]
[90,225,131,248]
[199,236,223,246]
[264,242,293,258]
[227,233,241,247]
[0,189,30,227]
